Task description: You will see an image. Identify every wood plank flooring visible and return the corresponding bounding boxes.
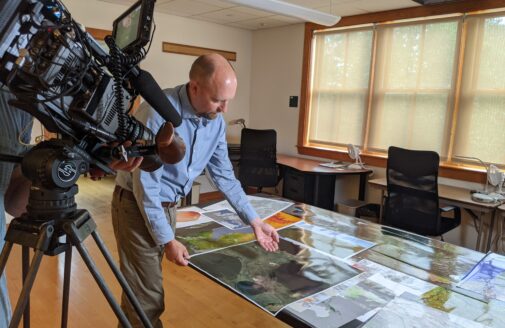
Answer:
[4,177,288,328]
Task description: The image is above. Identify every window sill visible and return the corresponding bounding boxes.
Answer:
[297,144,487,184]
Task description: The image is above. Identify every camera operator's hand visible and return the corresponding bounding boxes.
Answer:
[109,156,143,172]
[89,141,143,180]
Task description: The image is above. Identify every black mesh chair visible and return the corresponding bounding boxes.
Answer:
[238,128,279,192]
[384,146,461,239]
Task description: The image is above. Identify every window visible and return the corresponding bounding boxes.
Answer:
[369,19,459,155]
[302,11,505,169]
[308,28,373,147]
[454,14,505,165]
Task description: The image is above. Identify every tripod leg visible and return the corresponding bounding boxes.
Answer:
[0,241,13,276]
[92,230,153,328]
[72,240,132,328]
[9,249,44,328]
[22,247,30,328]
[61,247,72,328]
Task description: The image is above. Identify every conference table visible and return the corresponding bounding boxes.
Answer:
[277,154,373,211]
[177,196,504,328]
[368,177,504,252]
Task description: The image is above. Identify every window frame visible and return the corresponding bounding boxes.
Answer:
[297,0,505,183]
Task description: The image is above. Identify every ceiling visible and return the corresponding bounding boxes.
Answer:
[99,0,423,30]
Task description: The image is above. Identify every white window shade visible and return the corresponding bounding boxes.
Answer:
[308,28,373,147]
[368,19,460,154]
[454,14,505,165]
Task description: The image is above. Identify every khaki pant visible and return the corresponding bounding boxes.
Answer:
[111,188,177,328]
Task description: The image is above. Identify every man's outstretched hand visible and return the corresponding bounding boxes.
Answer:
[250,218,279,252]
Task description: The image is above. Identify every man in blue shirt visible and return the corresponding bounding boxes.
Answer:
[112,53,279,327]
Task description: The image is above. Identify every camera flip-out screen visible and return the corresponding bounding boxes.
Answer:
[112,0,154,52]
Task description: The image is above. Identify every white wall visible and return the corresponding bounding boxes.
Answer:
[63,0,253,143]
[249,24,305,155]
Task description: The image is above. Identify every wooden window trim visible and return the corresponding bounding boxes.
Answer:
[298,0,505,183]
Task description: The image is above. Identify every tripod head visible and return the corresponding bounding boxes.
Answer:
[22,140,86,221]
[2,139,87,223]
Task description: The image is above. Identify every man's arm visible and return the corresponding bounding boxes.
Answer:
[130,105,189,266]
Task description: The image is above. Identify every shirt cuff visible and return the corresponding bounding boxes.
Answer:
[149,217,175,246]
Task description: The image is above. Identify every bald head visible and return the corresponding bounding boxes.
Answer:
[187,53,237,116]
[189,53,235,82]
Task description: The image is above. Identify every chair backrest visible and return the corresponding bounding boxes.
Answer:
[385,146,441,235]
[238,128,278,189]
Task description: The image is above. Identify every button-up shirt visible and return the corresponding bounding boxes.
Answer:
[116,84,258,245]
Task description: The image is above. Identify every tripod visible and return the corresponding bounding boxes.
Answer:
[0,143,153,328]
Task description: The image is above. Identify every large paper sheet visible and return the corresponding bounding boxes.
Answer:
[190,238,359,315]
[176,221,255,256]
[203,195,293,220]
[176,206,213,229]
[288,259,505,328]
[372,236,483,283]
[362,292,485,328]
[279,221,375,259]
[457,252,505,302]
[287,259,435,327]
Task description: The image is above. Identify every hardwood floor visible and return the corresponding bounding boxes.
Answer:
[4,177,288,328]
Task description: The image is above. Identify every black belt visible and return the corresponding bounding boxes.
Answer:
[114,185,177,208]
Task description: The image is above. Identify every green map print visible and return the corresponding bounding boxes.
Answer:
[176,221,255,256]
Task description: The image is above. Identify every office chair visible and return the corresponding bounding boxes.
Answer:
[238,128,279,192]
[384,146,461,239]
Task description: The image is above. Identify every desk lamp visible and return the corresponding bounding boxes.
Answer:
[347,144,365,169]
[455,155,504,203]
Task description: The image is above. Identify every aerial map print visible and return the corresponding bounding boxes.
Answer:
[363,292,485,328]
[457,252,505,302]
[287,259,435,327]
[176,221,255,256]
[203,195,292,221]
[204,208,249,229]
[304,207,385,243]
[419,286,505,328]
[372,235,483,283]
[189,238,359,315]
[279,221,375,259]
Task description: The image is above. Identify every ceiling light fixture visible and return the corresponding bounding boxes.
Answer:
[226,0,341,26]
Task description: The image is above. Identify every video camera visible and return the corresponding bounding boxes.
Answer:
[0,0,184,189]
